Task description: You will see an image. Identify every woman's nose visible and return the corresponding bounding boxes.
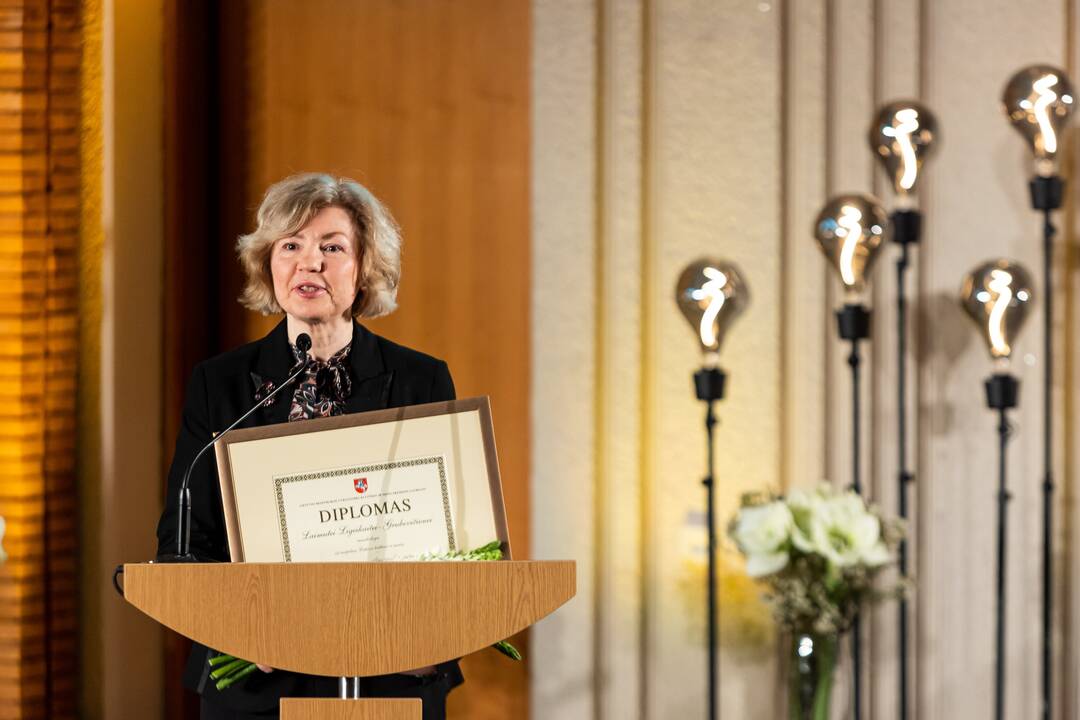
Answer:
[298,245,323,271]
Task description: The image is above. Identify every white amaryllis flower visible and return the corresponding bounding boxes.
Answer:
[786,487,826,554]
[803,490,890,569]
[732,501,794,577]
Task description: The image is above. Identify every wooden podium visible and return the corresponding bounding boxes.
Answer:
[123,561,576,719]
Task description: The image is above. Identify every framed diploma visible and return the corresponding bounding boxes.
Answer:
[214,397,510,562]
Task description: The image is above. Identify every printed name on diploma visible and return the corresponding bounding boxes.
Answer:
[273,455,456,562]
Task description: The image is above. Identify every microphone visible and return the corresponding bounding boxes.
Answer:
[162,333,313,562]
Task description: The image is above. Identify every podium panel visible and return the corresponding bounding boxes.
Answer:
[280,699,421,720]
[124,560,575,677]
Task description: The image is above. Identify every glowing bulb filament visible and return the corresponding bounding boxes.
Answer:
[837,205,863,287]
[694,267,728,347]
[1033,74,1059,154]
[987,269,1013,357]
[893,108,920,190]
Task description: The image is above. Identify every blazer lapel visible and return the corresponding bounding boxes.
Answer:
[343,321,393,414]
[250,320,295,427]
[345,372,394,414]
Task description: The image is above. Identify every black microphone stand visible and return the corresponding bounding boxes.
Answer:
[836,302,870,720]
[985,371,1018,720]
[1030,173,1062,720]
[162,336,312,563]
[890,208,920,720]
[694,364,726,720]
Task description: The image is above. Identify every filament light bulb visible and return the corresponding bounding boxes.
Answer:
[960,259,1035,361]
[1003,65,1075,174]
[675,259,750,357]
[869,101,939,196]
[813,194,887,297]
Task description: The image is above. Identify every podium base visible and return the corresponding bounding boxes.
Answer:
[281,698,421,720]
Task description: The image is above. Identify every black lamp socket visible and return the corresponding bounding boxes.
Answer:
[1029,175,1064,211]
[836,303,871,341]
[890,209,921,246]
[985,373,1019,410]
[694,367,726,402]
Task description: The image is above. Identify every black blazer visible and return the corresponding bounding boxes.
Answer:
[155,319,463,714]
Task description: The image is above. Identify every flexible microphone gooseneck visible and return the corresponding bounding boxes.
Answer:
[166,333,313,562]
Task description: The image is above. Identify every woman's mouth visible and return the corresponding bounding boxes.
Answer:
[293,284,326,298]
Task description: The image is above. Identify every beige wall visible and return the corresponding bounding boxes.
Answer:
[531,1,1080,718]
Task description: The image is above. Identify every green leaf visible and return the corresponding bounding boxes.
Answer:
[491,640,522,661]
[472,540,504,556]
[215,662,258,691]
[208,653,235,667]
[210,658,249,680]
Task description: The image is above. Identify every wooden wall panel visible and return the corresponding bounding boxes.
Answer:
[162,3,219,714]
[92,0,167,714]
[165,1,531,718]
[0,1,80,718]
[229,0,531,569]
[238,5,530,717]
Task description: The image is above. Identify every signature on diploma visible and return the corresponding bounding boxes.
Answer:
[303,523,376,539]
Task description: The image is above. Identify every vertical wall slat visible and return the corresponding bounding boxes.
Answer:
[824,2,878,716]
[869,2,922,716]
[0,0,80,717]
[530,1,598,719]
[596,1,645,718]
[781,0,828,494]
[1060,2,1080,718]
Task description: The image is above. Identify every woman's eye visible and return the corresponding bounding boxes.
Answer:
[323,244,343,254]
[281,241,298,251]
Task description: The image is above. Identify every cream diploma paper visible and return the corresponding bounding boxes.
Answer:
[218,402,507,562]
[274,455,456,562]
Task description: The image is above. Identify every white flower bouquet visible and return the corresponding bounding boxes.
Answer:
[729,485,904,635]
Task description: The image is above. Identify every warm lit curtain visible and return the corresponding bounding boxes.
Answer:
[0,1,81,717]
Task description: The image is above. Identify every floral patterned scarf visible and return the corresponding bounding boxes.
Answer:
[286,342,353,421]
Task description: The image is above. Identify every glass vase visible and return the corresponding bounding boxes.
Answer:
[788,632,838,720]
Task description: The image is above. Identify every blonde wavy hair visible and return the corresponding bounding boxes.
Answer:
[237,173,402,318]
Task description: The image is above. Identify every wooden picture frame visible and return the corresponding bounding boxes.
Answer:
[214,397,511,562]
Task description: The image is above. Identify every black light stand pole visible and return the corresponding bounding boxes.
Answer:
[836,303,871,720]
[985,372,1019,720]
[1030,173,1062,720]
[695,366,726,720]
[890,208,920,720]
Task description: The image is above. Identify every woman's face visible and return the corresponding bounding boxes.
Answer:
[270,206,360,325]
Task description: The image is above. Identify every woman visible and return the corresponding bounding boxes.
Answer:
[155,173,462,719]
